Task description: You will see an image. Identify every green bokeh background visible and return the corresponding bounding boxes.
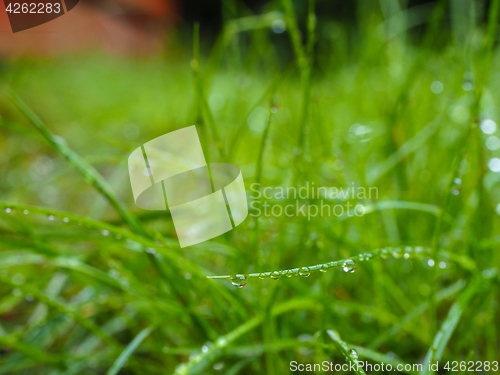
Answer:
[0,0,499,374]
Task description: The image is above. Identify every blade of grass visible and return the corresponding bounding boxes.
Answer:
[325,329,367,375]
[106,324,158,375]
[208,245,430,279]
[191,24,227,162]
[421,269,498,375]
[0,272,121,352]
[367,113,444,184]
[281,0,316,179]
[5,88,146,236]
[428,0,500,344]
[0,333,66,369]
[173,298,319,375]
[370,279,466,348]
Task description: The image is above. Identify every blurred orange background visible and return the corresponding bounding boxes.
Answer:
[0,0,178,56]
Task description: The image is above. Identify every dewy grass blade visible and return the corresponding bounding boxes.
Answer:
[325,330,367,375]
[429,0,500,343]
[421,269,498,375]
[173,298,319,375]
[106,324,158,375]
[207,246,430,280]
[5,88,147,236]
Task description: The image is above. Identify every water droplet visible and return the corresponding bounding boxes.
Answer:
[349,348,358,359]
[12,288,22,297]
[108,269,120,279]
[342,260,356,273]
[486,136,500,150]
[101,229,110,236]
[145,247,156,254]
[404,252,411,259]
[363,253,372,260]
[23,210,29,215]
[48,215,54,221]
[414,246,424,254]
[427,259,435,267]
[480,119,497,134]
[454,178,462,185]
[189,351,199,361]
[25,294,34,302]
[299,267,310,277]
[319,265,327,273]
[5,208,11,213]
[391,248,402,258]
[271,271,281,280]
[184,273,192,280]
[438,261,448,269]
[451,189,460,195]
[63,217,69,223]
[488,157,500,172]
[175,363,186,372]
[358,254,365,261]
[462,81,473,91]
[380,249,389,259]
[271,19,286,34]
[430,81,443,94]
[202,345,209,353]
[230,274,248,288]
[213,362,224,370]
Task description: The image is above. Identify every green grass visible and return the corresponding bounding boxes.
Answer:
[0,0,500,373]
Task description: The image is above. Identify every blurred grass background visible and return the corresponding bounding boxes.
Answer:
[0,0,500,374]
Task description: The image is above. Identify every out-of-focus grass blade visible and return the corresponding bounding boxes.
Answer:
[4,88,146,236]
[325,329,367,375]
[174,298,319,375]
[0,333,66,368]
[206,11,285,79]
[0,272,121,352]
[367,114,443,185]
[371,280,466,348]
[420,269,498,375]
[105,324,157,375]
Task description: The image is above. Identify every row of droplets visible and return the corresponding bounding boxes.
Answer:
[224,246,430,287]
[4,207,121,238]
[229,259,356,287]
